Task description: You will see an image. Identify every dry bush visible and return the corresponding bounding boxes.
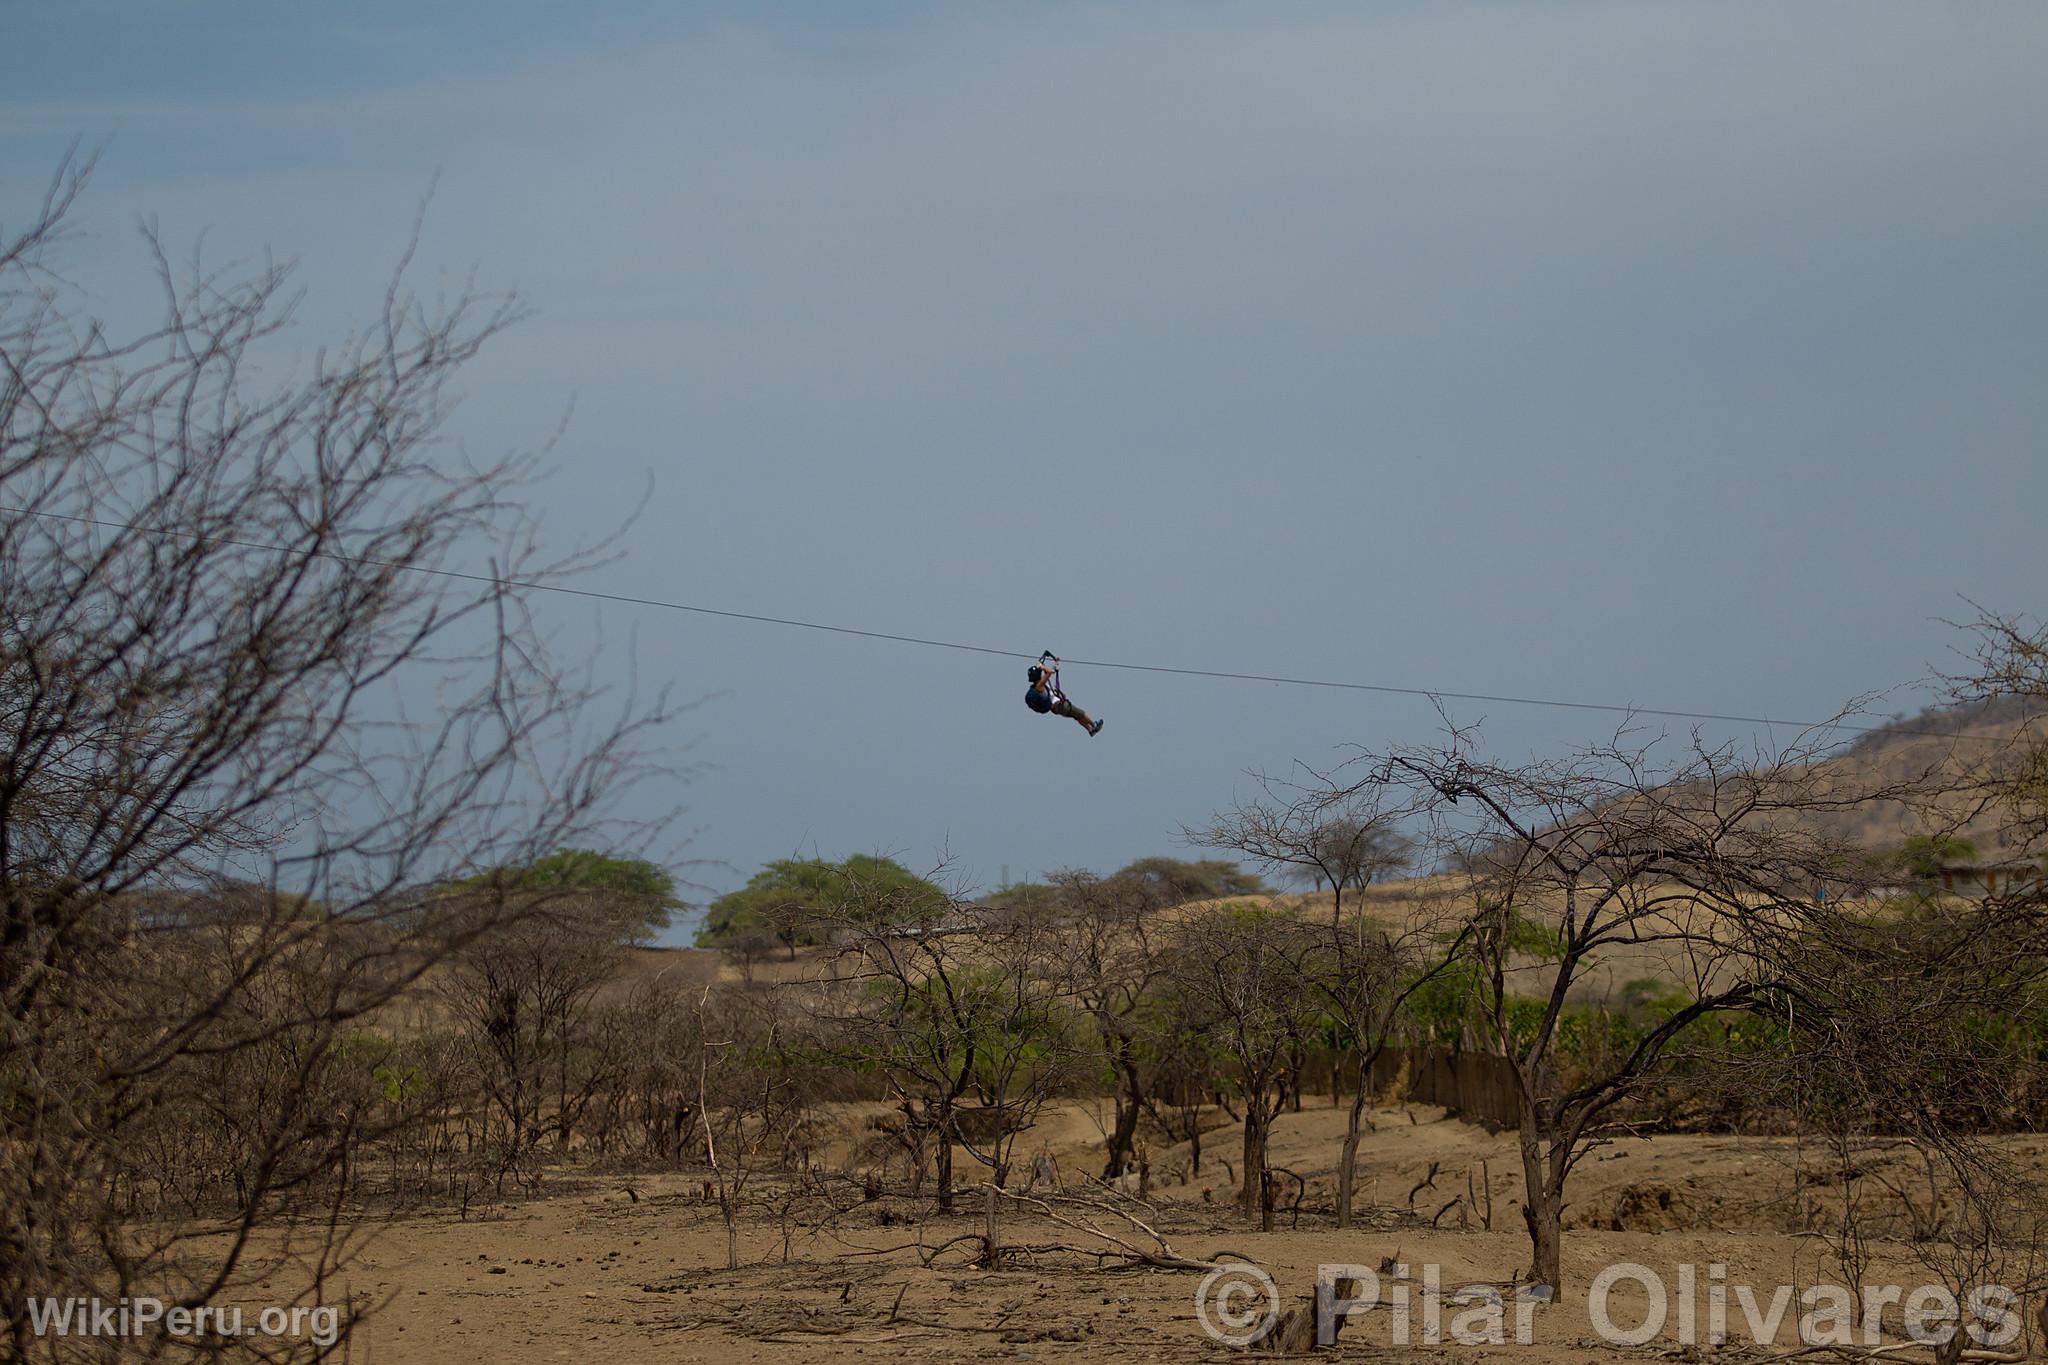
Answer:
[681,981,825,1269]
[584,967,718,1162]
[1765,882,2048,1359]
[1,157,668,1360]
[437,891,640,1188]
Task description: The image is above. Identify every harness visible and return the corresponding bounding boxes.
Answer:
[1037,651,1064,702]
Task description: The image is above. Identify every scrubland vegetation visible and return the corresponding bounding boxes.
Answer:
[10,162,2048,1361]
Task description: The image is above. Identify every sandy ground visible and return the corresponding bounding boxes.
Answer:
[306,1101,2048,1364]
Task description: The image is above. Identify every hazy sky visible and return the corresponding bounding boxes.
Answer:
[7,2,2046,937]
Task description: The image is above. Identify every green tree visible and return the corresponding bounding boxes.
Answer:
[1109,856,1268,905]
[459,847,680,941]
[816,901,1078,1225]
[696,855,946,955]
[984,881,1060,916]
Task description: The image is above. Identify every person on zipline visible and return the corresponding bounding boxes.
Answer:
[1025,651,1104,736]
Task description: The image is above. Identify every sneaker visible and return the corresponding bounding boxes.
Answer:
[1089,719,1105,737]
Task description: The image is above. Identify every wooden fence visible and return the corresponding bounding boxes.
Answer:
[1366,1046,1530,1128]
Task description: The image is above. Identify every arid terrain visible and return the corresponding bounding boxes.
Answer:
[310,1097,2048,1363]
[18,678,2046,1362]
[12,23,2048,1364]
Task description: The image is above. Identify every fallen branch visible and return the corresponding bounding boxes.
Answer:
[1767,1343,2025,1364]
[758,1331,938,1344]
[818,1233,985,1267]
[986,1185,1234,1272]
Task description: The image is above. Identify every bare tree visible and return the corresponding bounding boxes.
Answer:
[1761,883,2048,1362]
[955,912,1084,1194]
[1735,615,2048,1359]
[819,884,1077,1239]
[684,981,818,1271]
[0,156,668,1360]
[585,961,718,1160]
[1045,869,1167,1181]
[1191,779,1411,922]
[1166,904,1329,1228]
[1946,607,2048,848]
[437,888,643,1186]
[1192,780,1455,1227]
[1312,896,1467,1228]
[1327,718,1883,1289]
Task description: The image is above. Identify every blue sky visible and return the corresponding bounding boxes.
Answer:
[7,2,2046,938]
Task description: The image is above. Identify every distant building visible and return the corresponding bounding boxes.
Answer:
[1931,860,2045,899]
[1864,858,2046,902]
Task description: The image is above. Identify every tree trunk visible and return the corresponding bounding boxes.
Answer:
[1239,1101,1270,1215]
[1518,1124,1563,1290]
[936,1107,956,1212]
[1335,1082,1370,1229]
[1103,1092,1143,1180]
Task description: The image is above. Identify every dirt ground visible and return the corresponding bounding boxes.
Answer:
[308,1100,2048,1363]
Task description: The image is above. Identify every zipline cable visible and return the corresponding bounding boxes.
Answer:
[1,504,2001,743]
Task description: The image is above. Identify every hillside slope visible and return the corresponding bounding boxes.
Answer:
[1801,695,2044,857]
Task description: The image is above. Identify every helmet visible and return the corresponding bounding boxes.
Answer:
[1026,665,1044,683]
